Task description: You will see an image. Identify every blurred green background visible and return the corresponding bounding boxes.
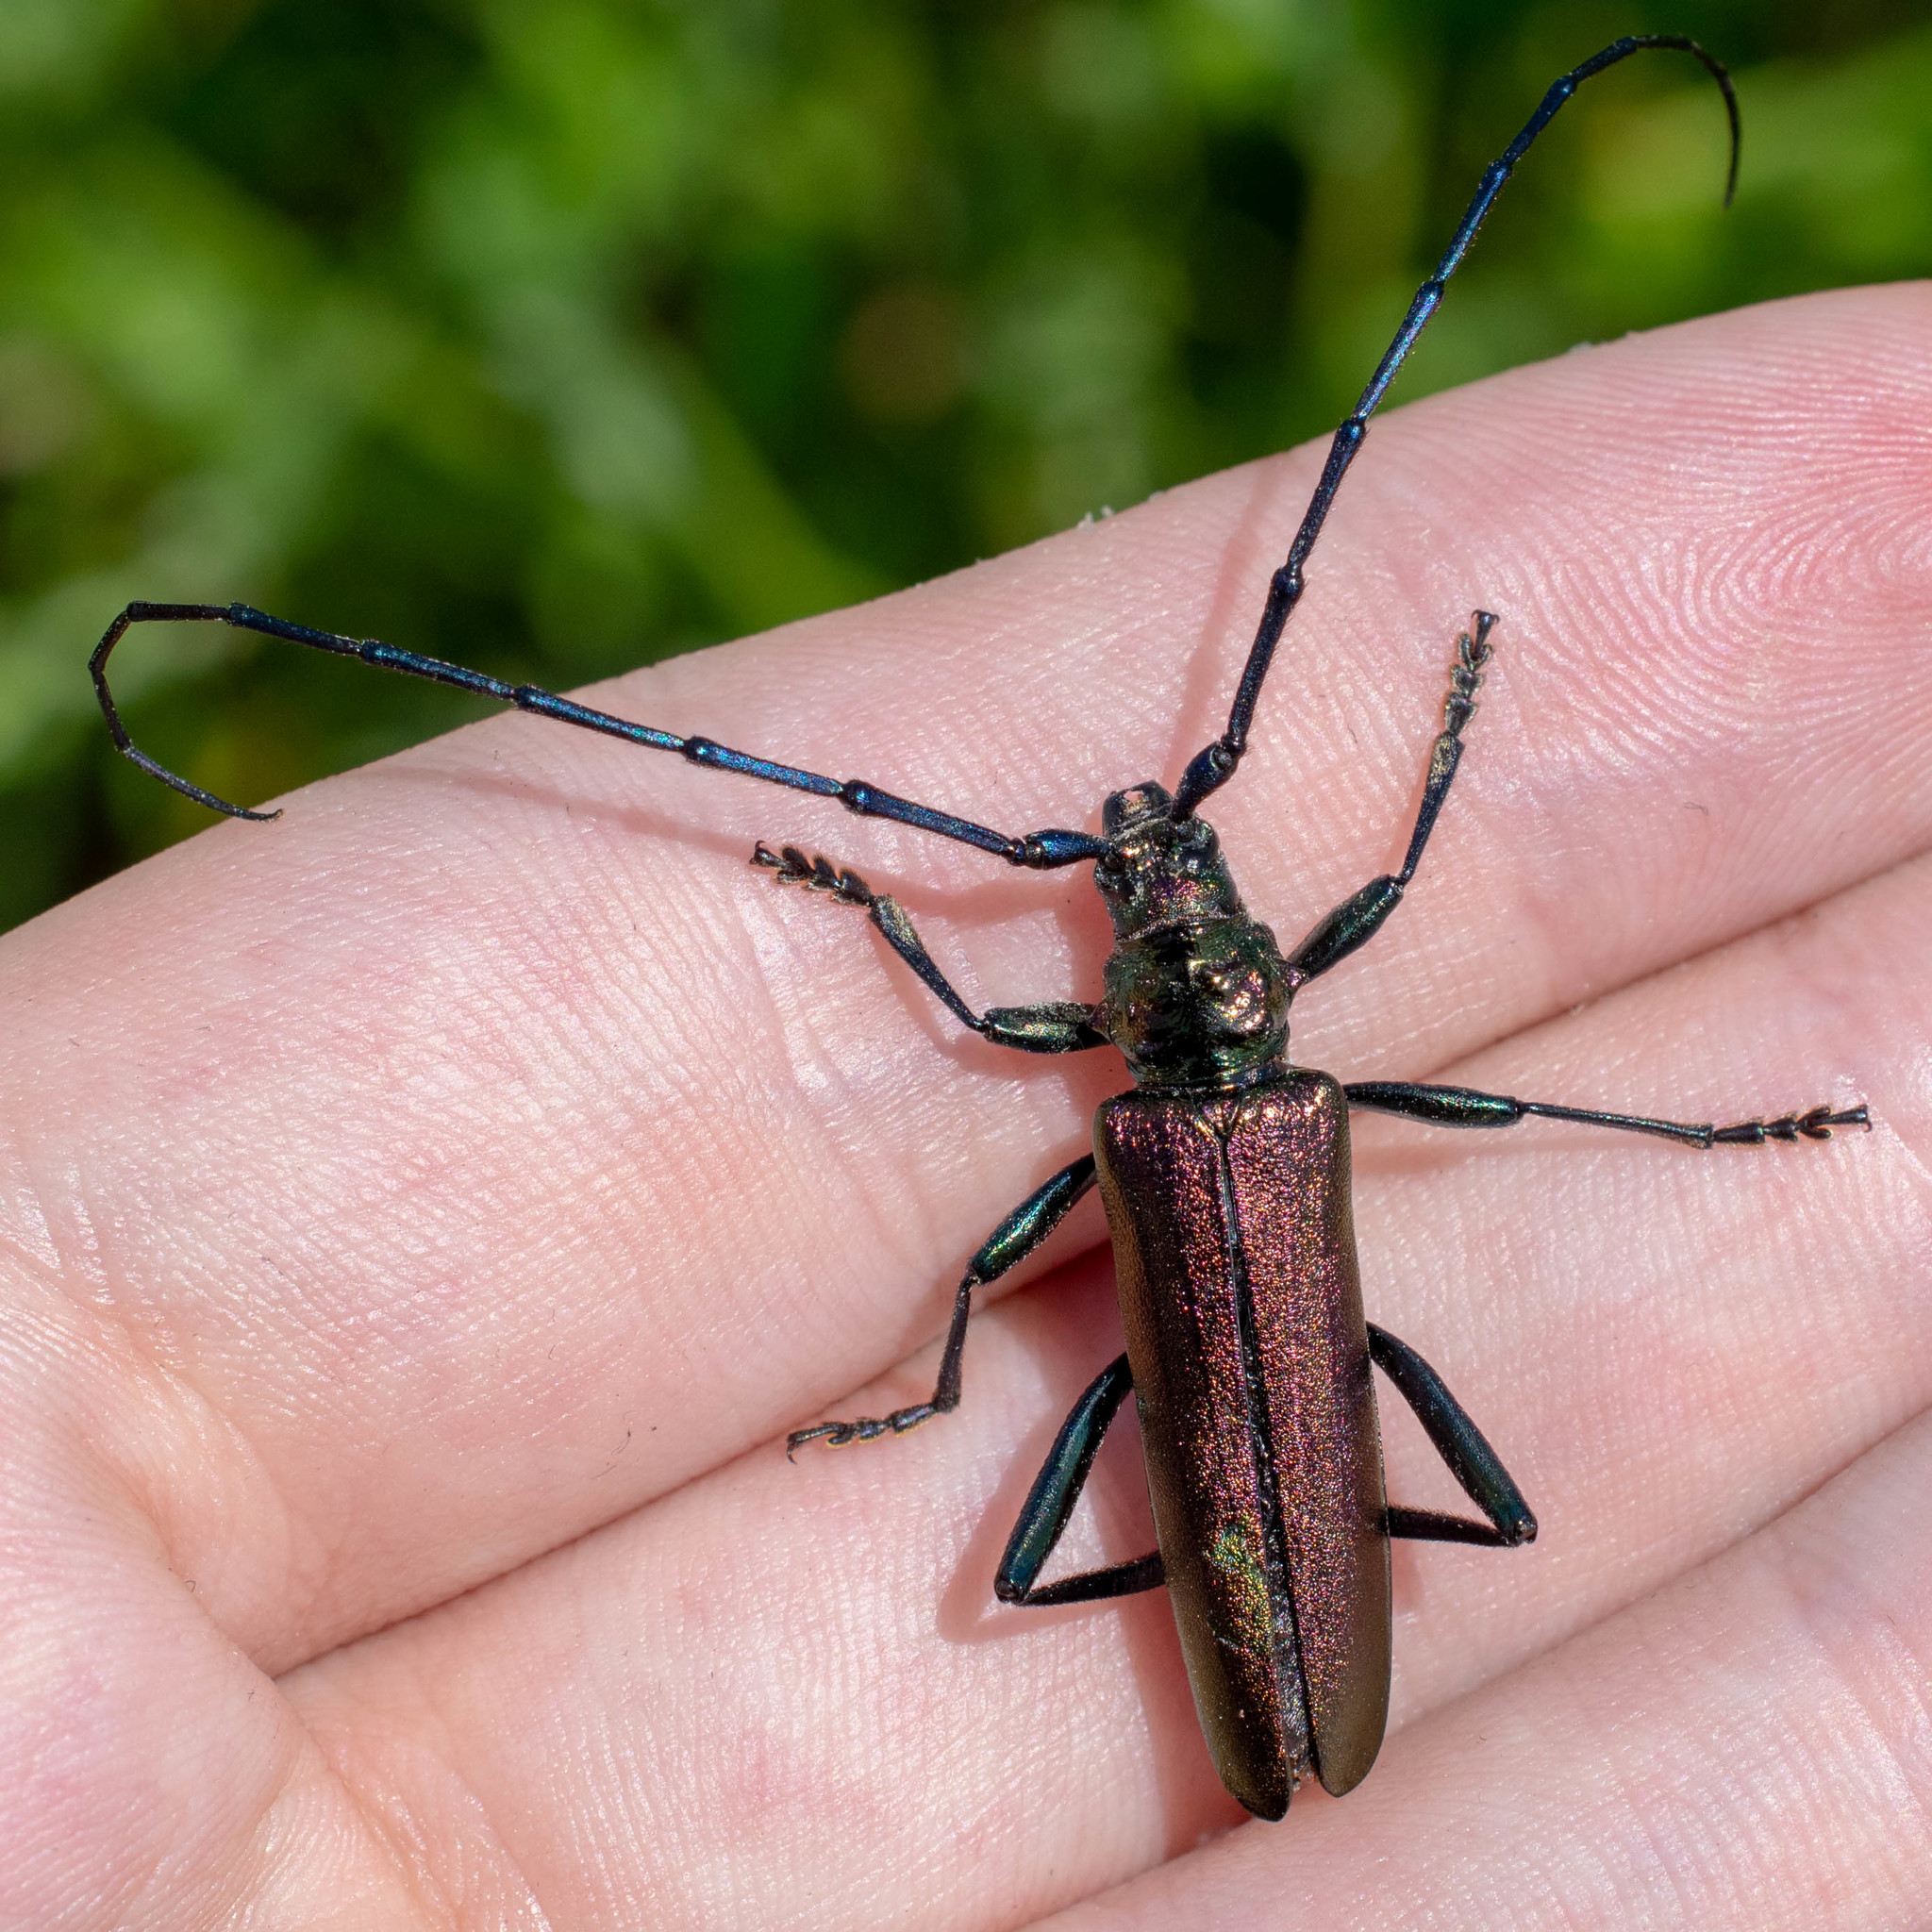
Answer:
[3,0,1929,933]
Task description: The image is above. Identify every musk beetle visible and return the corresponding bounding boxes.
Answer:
[89,36,1868,1819]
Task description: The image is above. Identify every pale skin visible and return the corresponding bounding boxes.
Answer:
[1,284,1928,1931]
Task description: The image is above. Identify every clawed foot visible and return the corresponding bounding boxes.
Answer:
[786,1402,940,1459]
[1441,609,1497,738]
[752,842,875,908]
[1711,1103,1872,1144]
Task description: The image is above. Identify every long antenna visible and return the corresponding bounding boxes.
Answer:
[92,41,1736,868]
[89,601,1109,869]
[1170,34,1739,820]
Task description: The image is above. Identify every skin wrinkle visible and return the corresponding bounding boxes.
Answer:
[75,1620,287,1929]
[1589,1661,1746,1931]
[0,1144,64,1282]
[301,1668,551,1932]
[714,874,908,1361]
[1524,1721,1688,1931]
[1760,1496,1932,1852]
[483,845,832,1424]
[262,1754,421,1932]
[8,1212,325,1668]
[725,881,973,1374]
[1674,1547,1919,1924]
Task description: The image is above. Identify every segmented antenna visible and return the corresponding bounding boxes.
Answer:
[89,602,1109,870]
[1170,35,1739,820]
[89,41,1740,874]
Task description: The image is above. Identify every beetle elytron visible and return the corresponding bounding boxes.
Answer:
[90,35,1867,1818]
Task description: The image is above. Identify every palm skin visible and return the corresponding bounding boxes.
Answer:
[1,284,1927,1931]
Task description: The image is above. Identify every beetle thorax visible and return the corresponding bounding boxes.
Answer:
[1093,782,1294,1089]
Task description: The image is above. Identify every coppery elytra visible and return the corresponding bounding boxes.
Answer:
[89,38,1868,1818]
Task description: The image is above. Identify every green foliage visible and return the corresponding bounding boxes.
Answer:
[3,0,1928,931]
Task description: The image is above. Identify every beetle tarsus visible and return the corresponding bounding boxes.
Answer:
[1282,613,1499,987]
[751,841,875,907]
[1441,609,1496,738]
[1395,612,1501,885]
[787,1155,1099,1464]
[1711,1102,1872,1144]
[786,1402,943,1458]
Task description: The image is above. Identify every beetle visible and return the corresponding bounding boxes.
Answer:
[87,36,1868,1819]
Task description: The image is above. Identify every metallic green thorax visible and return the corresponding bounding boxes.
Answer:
[1093,782,1296,1091]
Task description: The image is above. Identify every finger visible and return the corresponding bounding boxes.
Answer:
[2,286,1926,1674]
[258,824,1928,1929]
[1035,1408,1932,1931]
[0,1391,441,1930]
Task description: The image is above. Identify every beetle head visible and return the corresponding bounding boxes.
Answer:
[1094,781,1243,938]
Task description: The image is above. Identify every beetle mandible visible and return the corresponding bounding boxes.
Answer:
[87,36,1869,1820]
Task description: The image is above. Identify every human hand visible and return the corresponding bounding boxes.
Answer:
[2,284,1926,1929]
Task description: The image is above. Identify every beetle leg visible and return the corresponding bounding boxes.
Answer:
[1344,1080,1872,1150]
[994,1353,1167,1606]
[752,844,1108,1053]
[1284,613,1496,988]
[787,1154,1098,1457]
[1367,1324,1536,1548]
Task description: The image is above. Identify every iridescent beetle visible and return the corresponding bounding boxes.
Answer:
[90,37,1867,1818]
